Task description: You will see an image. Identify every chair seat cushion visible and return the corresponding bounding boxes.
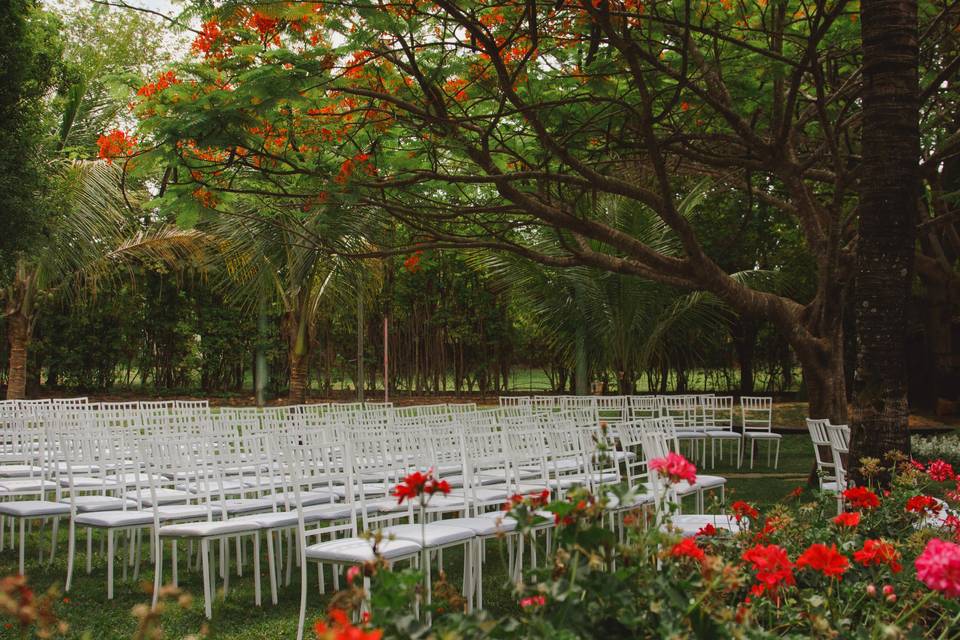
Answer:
[212,498,275,515]
[158,519,259,538]
[74,510,155,528]
[605,492,654,510]
[305,537,421,563]
[62,495,138,513]
[664,514,741,536]
[442,516,517,536]
[0,478,57,493]
[743,432,781,440]
[821,481,840,493]
[177,480,248,494]
[706,431,741,439]
[453,487,511,502]
[232,503,354,529]
[106,472,156,486]
[0,500,71,517]
[695,475,727,489]
[151,504,221,520]
[381,523,475,547]
[0,465,43,478]
[60,476,120,490]
[126,488,194,506]
[547,472,619,489]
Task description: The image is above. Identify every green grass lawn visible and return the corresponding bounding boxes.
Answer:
[0,434,821,639]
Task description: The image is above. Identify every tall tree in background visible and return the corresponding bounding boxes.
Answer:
[118,0,956,420]
[0,0,61,268]
[848,0,920,475]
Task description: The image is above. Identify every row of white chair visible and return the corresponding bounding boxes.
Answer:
[1,398,731,636]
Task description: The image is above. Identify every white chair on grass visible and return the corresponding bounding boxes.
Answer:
[740,396,780,469]
[704,396,741,468]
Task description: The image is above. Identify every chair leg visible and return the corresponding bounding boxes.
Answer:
[171,539,178,588]
[296,556,308,640]
[253,532,262,607]
[19,519,26,576]
[86,527,93,574]
[66,519,77,592]
[107,529,115,600]
[266,530,278,605]
[774,440,781,469]
[152,534,163,609]
[49,517,59,564]
[236,536,243,577]
[201,539,213,619]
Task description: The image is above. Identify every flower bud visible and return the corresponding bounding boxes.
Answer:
[866,584,877,597]
[882,584,894,596]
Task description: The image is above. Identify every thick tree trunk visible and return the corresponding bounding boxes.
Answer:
[5,313,30,400]
[797,339,848,422]
[848,0,919,483]
[732,319,757,394]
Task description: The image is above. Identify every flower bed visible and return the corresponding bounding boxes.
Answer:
[342,452,960,639]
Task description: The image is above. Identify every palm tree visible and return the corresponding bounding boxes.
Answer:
[2,160,206,399]
[204,204,376,403]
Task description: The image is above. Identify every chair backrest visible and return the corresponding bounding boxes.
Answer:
[805,418,836,486]
[627,396,660,420]
[825,423,850,488]
[741,396,773,433]
[703,396,734,430]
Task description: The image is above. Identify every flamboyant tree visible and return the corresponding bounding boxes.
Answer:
[117,0,959,423]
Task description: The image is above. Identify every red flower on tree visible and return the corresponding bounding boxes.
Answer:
[191,19,223,58]
[842,486,880,509]
[403,250,423,273]
[696,523,717,537]
[96,130,136,164]
[853,539,902,573]
[796,543,850,578]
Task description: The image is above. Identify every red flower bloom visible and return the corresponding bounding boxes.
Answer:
[670,537,706,563]
[928,460,956,483]
[96,130,136,164]
[403,250,423,273]
[648,452,697,485]
[906,495,942,516]
[832,511,861,528]
[392,471,428,504]
[751,517,785,544]
[314,608,382,640]
[741,544,795,598]
[696,523,717,537]
[424,479,451,495]
[796,543,850,578]
[520,595,546,608]
[853,539,902,573]
[731,500,759,523]
[843,486,880,509]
